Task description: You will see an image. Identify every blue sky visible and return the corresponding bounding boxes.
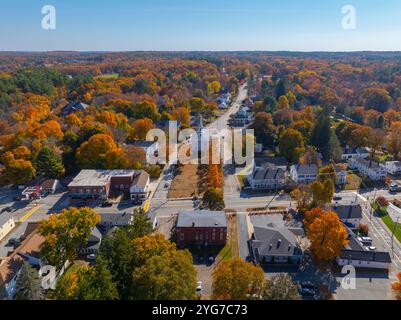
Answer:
[1,0,401,51]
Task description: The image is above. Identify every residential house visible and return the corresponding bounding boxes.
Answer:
[253,156,287,171]
[341,146,369,161]
[231,107,252,127]
[247,165,286,191]
[249,225,303,264]
[0,213,15,242]
[381,161,401,176]
[331,204,362,228]
[130,170,150,203]
[0,228,45,299]
[80,226,103,254]
[334,164,348,185]
[60,101,88,117]
[348,158,386,181]
[40,179,62,194]
[97,212,134,229]
[290,164,318,184]
[175,210,227,247]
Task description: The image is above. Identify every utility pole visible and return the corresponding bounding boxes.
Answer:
[391,217,400,257]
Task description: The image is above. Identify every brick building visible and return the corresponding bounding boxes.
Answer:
[175,210,227,247]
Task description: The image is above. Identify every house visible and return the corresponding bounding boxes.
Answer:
[252,156,287,171]
[68,169,141,201]
[130,170,150,203]
[40,179,62,194]
[247,165,286,191]
[132,140,159,163]
[381,161,401,176]
[175,210,227,247]
[0,228,45,299]
[230,107,252,127]
[60,101,89,117]
[0,213,15,242]
[218,102,228,110]
[348,158,386,181]
[334,164,348,185]
[98,212,134,229]
[337,250,392,270]
[249,225,303,264]
[331,204,362,228]
[290,164,318,184]
[80,226,103,254]
[341,146,369,161]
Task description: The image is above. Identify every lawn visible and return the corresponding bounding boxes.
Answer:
[94,73,119,79]
[373,203,401,244]
[217,214,239,261]
[168,164,201,198]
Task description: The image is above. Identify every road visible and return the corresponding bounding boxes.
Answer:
[149,83,248,221]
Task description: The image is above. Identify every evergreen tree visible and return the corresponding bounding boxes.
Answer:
[36,146,65,179]
[14,261,44,300]
[276,79,287,99]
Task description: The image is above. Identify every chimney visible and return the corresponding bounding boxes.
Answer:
[192,222,195,228]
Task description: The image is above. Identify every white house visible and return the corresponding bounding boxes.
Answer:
[341,146,369,161]
[334,164,348,185]
[381,161,401,176]
[0,214,15,242]
[348,158,386,181]
[331,204,362,228]
[130,170,150,203]
[247,166,286,191]
[337,250,391,270]
[290,164,318,184]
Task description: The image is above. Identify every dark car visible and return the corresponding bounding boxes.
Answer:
[333,196,342,201]
[101,201,113,208]
[1,207,12,213]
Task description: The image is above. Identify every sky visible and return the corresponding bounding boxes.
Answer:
[1,0,401,51]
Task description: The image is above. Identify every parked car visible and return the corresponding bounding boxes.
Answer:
[87,253,97,260]
[367,246,376,251]
[207,254,215,265]
[196,281,203,295]
[359,237,373,246]
[389,184,401,193]
[333,196,342,201]
[0,207,12,213]
[9,237,22,246]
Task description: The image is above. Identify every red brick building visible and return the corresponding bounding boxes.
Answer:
[176,210,227,247]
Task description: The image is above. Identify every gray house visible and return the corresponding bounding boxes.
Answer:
[249,225,303,264]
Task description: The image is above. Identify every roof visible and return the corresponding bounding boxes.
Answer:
[61,101,88,115]
[252,167,285,181]
[41,179,58,190]
[83,226,103,251]
[332,204,363,220]
[334,163,348,173]
[251,226,301,257]
[386,161,401,168]
[0,230,44,286]
[68,170,136,188]
[132,141,158,148]
[343,146,368,155]
[340,249,392,263]
[255,157,287,168]
[292,164,318,175]
[177,210,227,228]
[351,158,383,171]
[131,170,149,189]
[0,211,15,227]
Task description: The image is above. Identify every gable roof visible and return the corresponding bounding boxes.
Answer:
[131,170,149,189]
[251,226,301,257]
[177,210,227,228]
[292,164,318,175]
[254,156,287,168]
[252,167,285,181]
[61,101,88,116]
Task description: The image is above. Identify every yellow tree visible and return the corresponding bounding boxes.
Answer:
[387,121,401,159]
[212,258,266,300]
[310,179,334,206]
[130,118,155,141]
[1,151,36,185]
[307,211,348,262]
[39,207,100,270]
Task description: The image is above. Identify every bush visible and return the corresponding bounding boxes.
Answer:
[359,223,369,236]
[376,196,389,207]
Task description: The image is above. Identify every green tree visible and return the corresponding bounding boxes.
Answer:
[13,261,44,300]
[276,79,287,99]
[53,257,118,300]
[35,146,65,179]
[202,187,225,211]
[278,128,305,163]
[212,258,266,300]
[39,207,100,270]
[263,274,301,300]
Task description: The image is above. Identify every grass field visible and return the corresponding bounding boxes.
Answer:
[373,203,401,244]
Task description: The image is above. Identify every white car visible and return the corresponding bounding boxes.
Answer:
[367,246,376,251]
[196,281,203,295]
[87,253,97,260]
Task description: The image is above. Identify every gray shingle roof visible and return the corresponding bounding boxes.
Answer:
[332,204,363,220]
[252,167,285,181]
[293,164,318,175]
[177,210,227,228]
[340,249,392,263]
[251,226,301,257]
